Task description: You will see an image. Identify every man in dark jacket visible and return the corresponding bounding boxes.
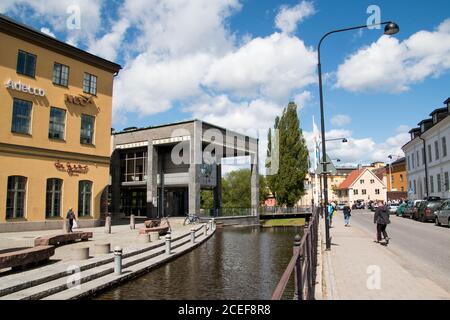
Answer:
[374,201,390,244]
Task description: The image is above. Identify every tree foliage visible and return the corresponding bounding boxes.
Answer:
[265,102,309,206]
[200,169,268,209]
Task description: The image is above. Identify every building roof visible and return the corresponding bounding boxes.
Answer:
[408,127,420,134]
[444,97,450,104]
[417,118,433,126]
[113,119,258,140]
[391,157,406,166]
[0,13,121,73]
[337,169,365,190]
[429,107,448,116]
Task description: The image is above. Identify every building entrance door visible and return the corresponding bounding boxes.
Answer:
[161,187,188,217]
[120,187,147,216]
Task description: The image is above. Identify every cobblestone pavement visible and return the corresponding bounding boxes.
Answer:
[321,210,450,300]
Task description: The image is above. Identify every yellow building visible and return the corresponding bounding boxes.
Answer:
[0,14,121,232]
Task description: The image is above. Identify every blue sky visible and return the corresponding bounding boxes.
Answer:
[1,0,450,168]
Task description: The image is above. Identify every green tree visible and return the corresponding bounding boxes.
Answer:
[267,102,309,206]
[200,190,213,209]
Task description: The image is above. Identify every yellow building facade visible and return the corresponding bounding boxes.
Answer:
[0,14,121,232]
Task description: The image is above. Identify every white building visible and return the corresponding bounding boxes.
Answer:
[336,168,387,205]
[402,97,450,200]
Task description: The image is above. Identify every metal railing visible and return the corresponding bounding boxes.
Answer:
[199,207,256,217]
[260,206,311,214]
[271,205,320,300]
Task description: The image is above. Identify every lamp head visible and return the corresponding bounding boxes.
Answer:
[384,22,400,35]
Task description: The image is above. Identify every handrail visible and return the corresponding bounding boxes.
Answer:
[271,205,320,300]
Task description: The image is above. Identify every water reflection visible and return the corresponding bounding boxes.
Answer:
[96,226,303,300]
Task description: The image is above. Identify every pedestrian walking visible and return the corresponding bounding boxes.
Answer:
[373,201,390,244]
[343,203,352,226]
[66,207,76,233]
[328,202,334,227]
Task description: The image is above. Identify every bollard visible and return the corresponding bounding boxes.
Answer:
[204,223,208,236]
[190,228,196,243]
[165,233,172,255]
[114,246,122,275]
[62,219,68,233]
[130,214,135,230]
[210,218,215,231]
[105,215,111,234]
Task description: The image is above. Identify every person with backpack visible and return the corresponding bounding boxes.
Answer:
[343,203,352,227]
[373,201,391,244]
[328,202,334,227]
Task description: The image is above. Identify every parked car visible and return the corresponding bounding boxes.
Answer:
[336,202,346,210]
[403,200,423,218]
[434,199,450,227]
[352,200,365,209]
[396,202,408,216]
[387,204,399,215]
[415,198,444,222]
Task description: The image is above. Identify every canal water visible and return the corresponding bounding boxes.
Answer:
[96,226,303,300]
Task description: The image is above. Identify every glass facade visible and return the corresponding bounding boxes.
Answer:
[78,181,92,217]
[83,72,97,95]
[11,98,32,134]
[6,176,27,219]
[121,150,148,182]
[80,114,95,144]
[16,50,36,77]
[52,63,69,86]
[46,178,62,218]
[48,107,66,139]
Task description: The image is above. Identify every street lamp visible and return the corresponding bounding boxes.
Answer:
[318,21,399,250]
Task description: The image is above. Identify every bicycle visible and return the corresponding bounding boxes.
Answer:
[183,213,200,225]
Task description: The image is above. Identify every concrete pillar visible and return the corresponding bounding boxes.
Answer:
[105,215,111,234]
[213,164,222,216]
[74,247,89,260]
[110,150,121,216]
[190,228,196,243]
[94,243,111,255]
[130,214,135,229]
[250,149,259,217]
[147,142,158,218]
[188,121,202,214]
[159,153,165,218]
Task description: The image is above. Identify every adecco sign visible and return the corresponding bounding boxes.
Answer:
[5,79,45,97]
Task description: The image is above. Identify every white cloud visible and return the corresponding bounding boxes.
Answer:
[336,19,450,93]
[304,127,409,166]
[88,18,130,61]
[330,114,351,127]
[40,27,55,38]
[294,91,312,109]
[275,1,315,34]
[204,33,317,101]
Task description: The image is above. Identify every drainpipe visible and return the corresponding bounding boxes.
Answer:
[419,136,429,198]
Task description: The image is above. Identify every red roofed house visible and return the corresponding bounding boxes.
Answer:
[336,168,387,206]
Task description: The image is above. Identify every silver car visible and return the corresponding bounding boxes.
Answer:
[434,199,450,227]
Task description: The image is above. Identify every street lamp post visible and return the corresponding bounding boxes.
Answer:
[317,138,347,203]
[318,21,400,250]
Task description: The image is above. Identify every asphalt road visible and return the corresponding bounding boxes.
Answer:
[349,209,450,294]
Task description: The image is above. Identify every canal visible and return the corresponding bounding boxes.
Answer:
[96,225,303,300]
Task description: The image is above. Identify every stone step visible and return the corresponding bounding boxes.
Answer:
[42,229,214,300]
[0,227,199,298]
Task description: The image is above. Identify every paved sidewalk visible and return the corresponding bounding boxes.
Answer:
[0,218,191,263]
[321,212,450,300]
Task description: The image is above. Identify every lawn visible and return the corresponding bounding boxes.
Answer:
[261,218,305,227]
